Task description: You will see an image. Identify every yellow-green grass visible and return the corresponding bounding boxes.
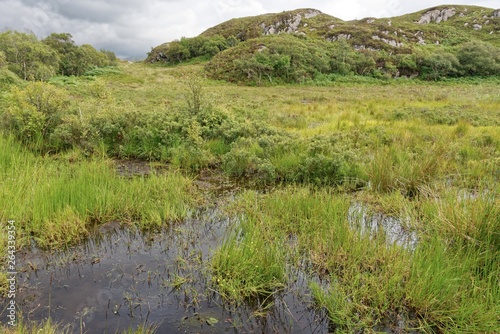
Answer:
[0,135,196,300]
[0,135,195,249]
[217,186,499,332]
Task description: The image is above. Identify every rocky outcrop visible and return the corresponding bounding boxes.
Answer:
[417,8,456,24]
[372,35,404,47]
[326,34,352,42]
[260,9,321,35]
[491,9,500,17]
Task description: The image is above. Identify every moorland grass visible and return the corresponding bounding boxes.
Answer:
[221,186,499,332]
[0,134,195,249]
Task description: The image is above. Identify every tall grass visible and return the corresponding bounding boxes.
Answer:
[221,186,500,332]
[211,217,287,303]
[0,135,195,249]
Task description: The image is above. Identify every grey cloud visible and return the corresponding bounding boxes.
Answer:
[2,0,499,59]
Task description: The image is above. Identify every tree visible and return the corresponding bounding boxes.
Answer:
[42,32,78,75]
[330,40,354,75]
[0,30,59,80]
[419,50,459,80]
[457,41,500,76]
[43,32,116,76]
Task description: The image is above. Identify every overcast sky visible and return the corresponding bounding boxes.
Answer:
[1,0,499,59]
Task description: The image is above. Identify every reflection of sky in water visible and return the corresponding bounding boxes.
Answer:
[348,202,418,250]
[8,209,328,334]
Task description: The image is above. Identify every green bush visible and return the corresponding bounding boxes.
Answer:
[3,82,71,149]
[457,41,500,76]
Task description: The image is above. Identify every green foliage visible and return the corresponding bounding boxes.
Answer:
[43,33,117,76]
[418,49,459,80]
[146,35,232,64]
[206,34,334,84]
[0,30,59,80]
[457,41,500,76]
[0,30,116,81]
[3,82,71,148]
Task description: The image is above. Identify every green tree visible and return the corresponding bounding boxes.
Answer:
[330,40,353,75]
[202,35,228,57]
[0,30,59,80]
[395,53,418,77]
[43,33,116,76]
[42,32,78,75]
[419,50,459,80]
[457,41,500,76]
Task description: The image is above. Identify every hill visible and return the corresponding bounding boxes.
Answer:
[200,5,500,49]
[146,5,500,83]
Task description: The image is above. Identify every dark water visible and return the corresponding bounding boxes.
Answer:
[3,209,328,334]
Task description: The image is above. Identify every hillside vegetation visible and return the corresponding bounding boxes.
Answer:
[147,5,500,83]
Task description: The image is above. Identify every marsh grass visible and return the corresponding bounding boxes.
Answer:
[0,135,195,249]
[219,185,500,332]
[211,216,287,303]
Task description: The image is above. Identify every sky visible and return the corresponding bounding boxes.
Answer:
[1,0,499,59]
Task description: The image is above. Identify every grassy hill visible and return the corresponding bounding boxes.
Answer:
[148,5,499,60]
[146,5,500,84]
[200,5,500,48]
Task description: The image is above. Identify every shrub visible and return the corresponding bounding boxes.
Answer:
[457,41,500,77]
[4,82,71,149]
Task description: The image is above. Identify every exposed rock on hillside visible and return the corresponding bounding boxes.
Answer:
[261,9,321,35]
[417,8,456,24]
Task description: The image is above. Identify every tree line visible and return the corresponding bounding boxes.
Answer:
[0,30,117,81]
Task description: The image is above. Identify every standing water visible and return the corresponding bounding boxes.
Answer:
[4,208,329,333]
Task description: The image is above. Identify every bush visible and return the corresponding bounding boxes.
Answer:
[4,82,71,149]
[457,41,500,77]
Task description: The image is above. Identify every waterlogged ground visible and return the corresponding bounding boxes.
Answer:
[0,194,422,333]
[6,207,331,334]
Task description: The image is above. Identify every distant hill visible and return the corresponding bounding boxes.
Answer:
[147,5,500,83]
[201,6,499,49]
